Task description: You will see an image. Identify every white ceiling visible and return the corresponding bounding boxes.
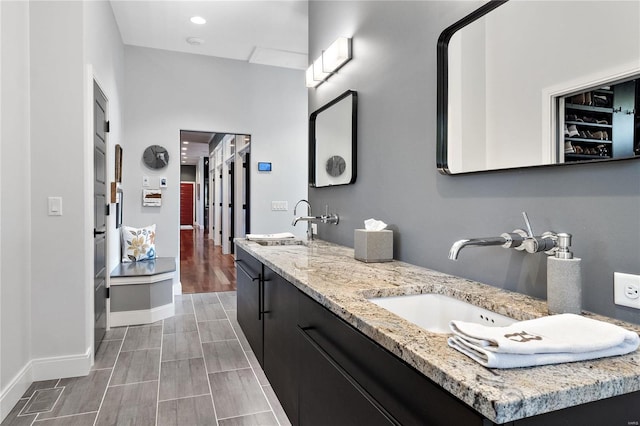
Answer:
[111,1,305,166]
[110,0,309,70]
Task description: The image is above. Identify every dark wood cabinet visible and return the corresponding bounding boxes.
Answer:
[235,246,263,365]
[298,291,487,426]
[263,265,299,422]
[236,247,640,426]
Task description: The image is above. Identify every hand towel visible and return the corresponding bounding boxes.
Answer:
[448,314,639,369]
[246,232,295,241]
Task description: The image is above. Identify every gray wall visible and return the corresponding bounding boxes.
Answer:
[181,165,197,182]
[308,1,640,324]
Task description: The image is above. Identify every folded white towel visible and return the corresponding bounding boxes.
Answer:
[246,232,295,241]
[448,314,639,369]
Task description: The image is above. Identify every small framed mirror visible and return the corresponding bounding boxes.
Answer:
[309,90,357,187]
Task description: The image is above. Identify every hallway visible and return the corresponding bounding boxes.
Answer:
[180,229,236,294]
[1,292,289,426]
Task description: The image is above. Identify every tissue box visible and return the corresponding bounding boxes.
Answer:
[354,229,393,263]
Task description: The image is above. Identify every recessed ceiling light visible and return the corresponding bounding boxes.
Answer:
[183,141,189,145]
[182,161,186,164]
[190,16,206,25]
[186,37,204,46]
[182,147,187,151]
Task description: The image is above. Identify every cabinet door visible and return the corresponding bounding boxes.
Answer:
[298,325,398,426]
[263,266,299,424]
[235,246,263,365]
[298,293,487,426]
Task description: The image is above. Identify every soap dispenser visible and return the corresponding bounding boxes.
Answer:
[547,233,582,314]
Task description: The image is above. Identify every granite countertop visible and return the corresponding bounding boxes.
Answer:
[235,238,640,424]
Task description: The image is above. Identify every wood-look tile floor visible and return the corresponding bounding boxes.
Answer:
[180,229,236,294]
[1,292,291,426]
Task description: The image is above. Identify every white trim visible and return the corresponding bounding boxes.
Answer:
[31,347,92,382]
[0,346,92,420]
[110,272,175,286]
[0,362,32,421]
[109,303,175,327]
[173,281,182,295]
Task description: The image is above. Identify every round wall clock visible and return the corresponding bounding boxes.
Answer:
[325,155,346,177]
[142,145,169,170]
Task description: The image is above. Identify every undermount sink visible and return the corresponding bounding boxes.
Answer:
[367,293,516,334]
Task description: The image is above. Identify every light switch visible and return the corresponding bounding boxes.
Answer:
[48,197,62,216]
[142,176,150,187]
[271,201,288,211]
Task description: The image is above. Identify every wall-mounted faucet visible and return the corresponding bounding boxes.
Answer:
[448,212,560,260]
[292,201,339,240]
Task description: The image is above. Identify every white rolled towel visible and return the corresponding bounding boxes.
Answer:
[448,314,639,369]
[246,232,295,241]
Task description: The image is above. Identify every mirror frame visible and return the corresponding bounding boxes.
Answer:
[436,0,507,175]
[436,0,640,175]
[309,89,358,187]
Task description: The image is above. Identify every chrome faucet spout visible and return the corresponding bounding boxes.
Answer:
[293,200,314,240]
[292,216,321,226]
[448,236,510,261]
[293,199,311,216]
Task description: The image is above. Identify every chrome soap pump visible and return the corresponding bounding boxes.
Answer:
[547,233,582,314]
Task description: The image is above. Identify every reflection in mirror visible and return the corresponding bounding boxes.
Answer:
[562,78,639,163]
[309,90,357,187]
[437,0,640,174]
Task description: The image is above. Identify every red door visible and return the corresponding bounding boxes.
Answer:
[180,183,194,225]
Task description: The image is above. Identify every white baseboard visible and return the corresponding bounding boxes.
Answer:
[0,347,91,422]
[173,281,182,295]
[0,362,32,421]
[31,347,92,381]
[110,302,174,327]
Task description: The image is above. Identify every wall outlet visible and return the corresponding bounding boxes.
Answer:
[271,201,288,211]
[614,272,640,309]
[311,223,318,235]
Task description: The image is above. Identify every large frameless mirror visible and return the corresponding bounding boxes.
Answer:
[309,90,357,187]
[437,0,640,174]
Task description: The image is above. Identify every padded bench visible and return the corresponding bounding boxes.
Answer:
[109,257,177,327]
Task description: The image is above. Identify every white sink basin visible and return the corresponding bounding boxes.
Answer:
[367,293,516,334]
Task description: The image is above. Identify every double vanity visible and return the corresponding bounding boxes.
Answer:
[235,238,640,425]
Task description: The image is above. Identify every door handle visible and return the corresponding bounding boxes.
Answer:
[94,229,106,237]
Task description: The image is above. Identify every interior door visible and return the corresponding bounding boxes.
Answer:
[93,81,108,354]
[180,182,194,225]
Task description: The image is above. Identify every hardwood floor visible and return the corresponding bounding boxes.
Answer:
[180,228,236,293]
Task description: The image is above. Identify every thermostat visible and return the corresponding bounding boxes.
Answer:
[258,162,272,172]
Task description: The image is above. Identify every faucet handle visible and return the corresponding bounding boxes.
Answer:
[521,211,534,237]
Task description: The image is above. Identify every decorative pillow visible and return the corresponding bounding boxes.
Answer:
[121,224,156,262]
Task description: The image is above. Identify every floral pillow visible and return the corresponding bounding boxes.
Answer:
[121,224,156,262]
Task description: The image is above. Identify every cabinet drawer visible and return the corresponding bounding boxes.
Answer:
[298,292,487,426]
[298,324,398,426]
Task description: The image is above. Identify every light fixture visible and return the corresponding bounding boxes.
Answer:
[305,37,352,89]
[305,67,321,88]
[313,57,331,81]
[182,147,187,151]
[186,37,204,46]
[183,141,189,145]
[190,16,206,25]
[322,37,351,73]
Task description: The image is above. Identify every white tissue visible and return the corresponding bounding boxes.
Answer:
[364,218,387,231]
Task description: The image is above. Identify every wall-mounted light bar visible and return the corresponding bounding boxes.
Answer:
[306,37,352,88]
